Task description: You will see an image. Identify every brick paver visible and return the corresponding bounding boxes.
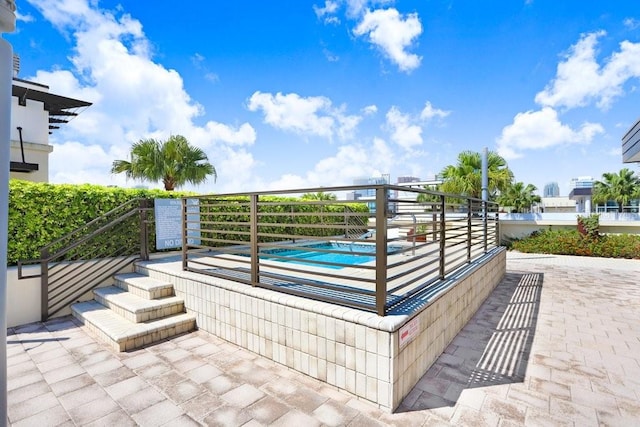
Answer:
[6,252,640,425]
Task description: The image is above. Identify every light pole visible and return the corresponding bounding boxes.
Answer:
[0,0,16,423]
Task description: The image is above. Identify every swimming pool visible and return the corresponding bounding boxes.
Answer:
[259,242,400,269]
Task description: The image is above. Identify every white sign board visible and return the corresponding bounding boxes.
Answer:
[399,317,420,349]
[154,198,200,250]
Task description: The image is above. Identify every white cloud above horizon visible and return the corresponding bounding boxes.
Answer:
[247,91,361,140]
[535,31,640,110]
[353,8,423,73]
[384,102,450,151]
[497,107,604,159]
[26,0,259,193]
[498,30,640,161]
[313,1,423,72]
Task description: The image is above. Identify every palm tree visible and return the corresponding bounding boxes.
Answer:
[592,168,640,213]
[111,135,216,191]
[439,150,513,200]
[498,182,541,213]
[301,191,337,201]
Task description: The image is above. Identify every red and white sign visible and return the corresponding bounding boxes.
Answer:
[399,317,420,348]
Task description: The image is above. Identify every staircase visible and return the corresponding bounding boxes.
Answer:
[71,272,196,352]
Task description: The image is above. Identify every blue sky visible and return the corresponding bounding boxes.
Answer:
[8,0,640,196]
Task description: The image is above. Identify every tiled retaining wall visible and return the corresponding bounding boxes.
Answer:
[391,248,506,409]
[138,247,505,412]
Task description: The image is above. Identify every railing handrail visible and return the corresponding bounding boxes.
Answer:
[183,183,495,204]
[44,209,141,262]
[16,197,155,321]
[16,198,151,279]
[181,184,499,316]
[41,198,145,252]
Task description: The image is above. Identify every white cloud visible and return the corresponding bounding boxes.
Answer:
[345,0,394,18]
[385,106,423,149]
[535,31,640,110]
[314,0,340,24]
[420,101,451,121]
[323,48,340,62]
[16,10,35,22]
[259,138,396,191]
[26,0,257,193]
[335,110,362,140]
[384,101,449,151]
[247,91,361,140]
[305,138,395,186]
[353,8,422,73]
[497,107,604,159]
[362,104,378,115]
[192,122,256,147]
[623,17,640,30]
[191,53,219,83]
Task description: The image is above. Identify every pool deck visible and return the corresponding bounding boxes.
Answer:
[7,252,640,426]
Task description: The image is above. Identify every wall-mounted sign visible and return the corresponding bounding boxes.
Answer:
[399,317,420,349]
[154,198,200,250]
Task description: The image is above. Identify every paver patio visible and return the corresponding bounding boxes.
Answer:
[6,252,640,426]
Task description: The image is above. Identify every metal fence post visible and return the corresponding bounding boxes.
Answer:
[250,194,259,285]
[139,199,149,261]
[439,195,446,280]
[40,248,49,322]
[432,212,437,242]
[375,187,388,316]
[467,199,472,262]
[181,198,188,270]
[483,200,488,252]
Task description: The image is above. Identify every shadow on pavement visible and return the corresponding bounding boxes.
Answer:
[399,270,543,412]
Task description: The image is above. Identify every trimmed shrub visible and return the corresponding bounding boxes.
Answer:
[8,180,371,266]
[8,180,186,266]
[511,228,640,259]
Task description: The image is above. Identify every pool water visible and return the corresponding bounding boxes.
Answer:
[260,243,397,269]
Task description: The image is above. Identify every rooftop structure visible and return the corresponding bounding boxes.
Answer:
[568,176,594,213]
[9,70,92,181]
[622,116,640,163]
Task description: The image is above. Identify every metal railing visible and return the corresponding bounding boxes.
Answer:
[17,199,154,321]
[181,185,499,316]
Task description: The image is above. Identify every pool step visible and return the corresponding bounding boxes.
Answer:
[71,273,195,351]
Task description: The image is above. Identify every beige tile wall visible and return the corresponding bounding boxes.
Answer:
[139,247,505,412]
[390,249,506,410]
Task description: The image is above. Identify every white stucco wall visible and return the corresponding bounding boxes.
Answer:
[9,140,52,182]
[9,80,52,183]
[499,213,640,241]
[6,265,41,328]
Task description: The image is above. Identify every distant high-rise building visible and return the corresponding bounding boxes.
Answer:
[396,176,420,184]
[543,182,559,197]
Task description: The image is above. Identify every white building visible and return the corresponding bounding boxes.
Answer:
[622,117,640,163]
[9,67,91,182]
[568,176,594,214]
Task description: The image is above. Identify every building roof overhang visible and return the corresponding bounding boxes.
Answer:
[12,81,92,131]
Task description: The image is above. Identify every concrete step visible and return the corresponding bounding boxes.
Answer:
[94,286,186,323]
[71,300,196,352]
[114,272,174,300]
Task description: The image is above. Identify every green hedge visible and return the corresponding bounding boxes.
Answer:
[511,228,640,259]
[7,180,371,266]
[7,180,186,266]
